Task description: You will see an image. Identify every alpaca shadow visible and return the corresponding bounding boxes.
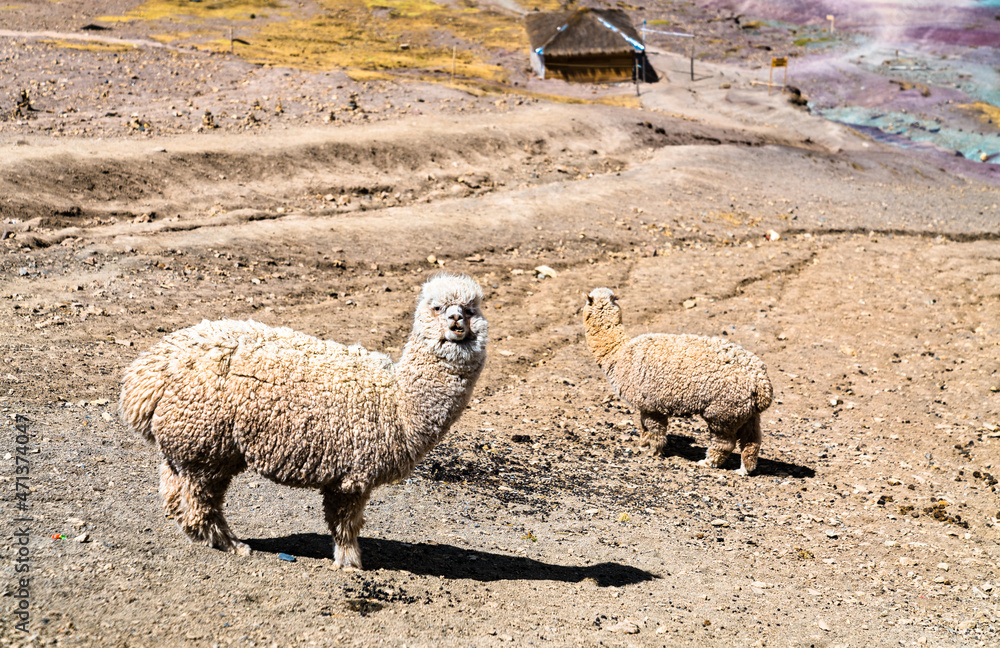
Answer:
[658,434,815,479]
[247,533,657,588]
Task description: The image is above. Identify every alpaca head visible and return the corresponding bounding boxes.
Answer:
[583,287,623,329]
[411,273,488,362]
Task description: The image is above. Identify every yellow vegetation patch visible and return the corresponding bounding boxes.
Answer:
[41,39,136,53]
[149,31,199,44]
[99,0,283,23]
[225,0,517,81]
[346,69,396,82]
[960,101,1000,130]
[102,0,525,84]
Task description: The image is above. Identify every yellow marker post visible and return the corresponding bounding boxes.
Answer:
[769,56,788,95]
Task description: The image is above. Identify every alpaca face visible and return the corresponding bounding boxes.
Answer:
[414,274,488,358]
[583,287,622,328]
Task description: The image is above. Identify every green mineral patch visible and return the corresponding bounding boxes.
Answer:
[41,39,136,53]
[793,35,835,48]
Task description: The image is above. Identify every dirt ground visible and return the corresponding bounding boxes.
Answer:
[2,2,1000,647]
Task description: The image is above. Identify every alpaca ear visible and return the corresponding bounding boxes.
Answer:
[584,292,593,305]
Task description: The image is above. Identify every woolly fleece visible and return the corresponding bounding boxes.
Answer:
[583,287,772,475]
[120,273,488,569]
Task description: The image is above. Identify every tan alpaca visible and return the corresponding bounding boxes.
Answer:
[120,274,488,569]
[583,288,772,476]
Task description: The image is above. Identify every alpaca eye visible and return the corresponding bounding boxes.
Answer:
[432,305,443,313]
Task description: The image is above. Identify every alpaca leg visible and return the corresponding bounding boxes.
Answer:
[322,488,371,571]
[735,414,762,477]
[160,461,250,556]
[639,411,670,456]
[697,425,737,470]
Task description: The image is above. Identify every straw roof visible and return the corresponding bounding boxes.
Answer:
[525,8,644,57]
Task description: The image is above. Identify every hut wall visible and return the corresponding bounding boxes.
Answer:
[541,53,635,83]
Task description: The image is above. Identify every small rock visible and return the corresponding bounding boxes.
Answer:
[937,562,950,571]
[710,519,728,527]
[818,619,830,631]
[682,299,697,309]
[605,619,640,634]
[74,533,89,543]
[766,229,781,241]
[534,265,556,279]
[825,529,839,538]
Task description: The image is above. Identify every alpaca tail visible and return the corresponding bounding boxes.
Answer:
[119,349,171,444]
[753,373,774,413]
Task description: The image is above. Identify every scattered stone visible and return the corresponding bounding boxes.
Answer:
[534,265,556,279]
[74,533,89,543]
[605,619,640,634]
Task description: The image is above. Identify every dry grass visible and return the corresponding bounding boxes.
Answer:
[97,0,530,84]
[40,39,136,53]
[98,0,285,23]
[962,101,1000,130]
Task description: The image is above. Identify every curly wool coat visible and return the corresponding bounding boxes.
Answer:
[120,273,488,568]
[583,287,772,475]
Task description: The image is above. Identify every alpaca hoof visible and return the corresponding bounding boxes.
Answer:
[233,541,252,556]
[696,458,710,468]
[734,466,749,477]
[332,562,362,572]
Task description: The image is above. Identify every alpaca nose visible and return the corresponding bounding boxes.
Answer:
[445,305,464,324]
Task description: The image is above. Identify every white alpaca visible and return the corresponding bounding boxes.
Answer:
[120,273,488,569]
[583,288,772,475]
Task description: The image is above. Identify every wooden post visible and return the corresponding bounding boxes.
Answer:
[635,55,640,96]
[451,45,456,83]
[689,36,695,81]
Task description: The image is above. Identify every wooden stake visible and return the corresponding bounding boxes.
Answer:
[451,46,456,83]
[689,36,695,81]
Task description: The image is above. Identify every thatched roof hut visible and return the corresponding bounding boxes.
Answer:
[525,8,653,83]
